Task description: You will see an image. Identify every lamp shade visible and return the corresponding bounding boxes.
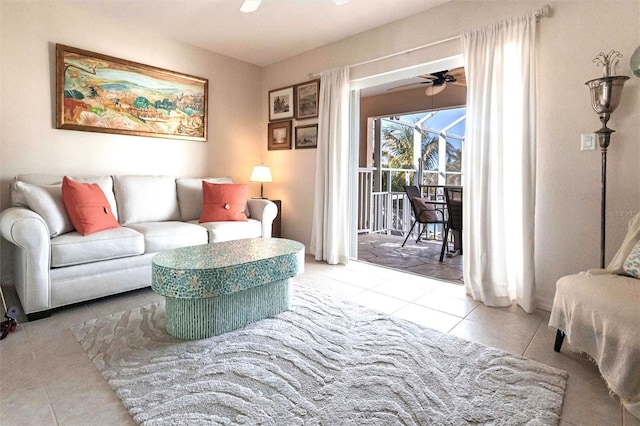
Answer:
[250,165,272,183]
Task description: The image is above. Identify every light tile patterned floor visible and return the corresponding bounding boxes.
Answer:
[1,256,638,425]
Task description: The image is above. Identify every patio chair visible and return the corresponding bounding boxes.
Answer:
[402,185,445,247]
[439,186,463,261]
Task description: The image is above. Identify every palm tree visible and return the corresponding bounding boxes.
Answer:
[381,122,415,192]
[381,119,459,190]
[421,134,440,170]
[447,146,462,172]
[381,122,413,169]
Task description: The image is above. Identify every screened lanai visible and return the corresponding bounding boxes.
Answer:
[357,107,465,284]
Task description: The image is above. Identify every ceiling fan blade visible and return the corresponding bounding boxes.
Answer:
[241,0,262,13]
[387,81,433,92]
[447,67,465,79]
[425,82,447,96]
[450,73,466,86]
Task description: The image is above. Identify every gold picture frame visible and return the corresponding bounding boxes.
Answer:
[56,44,208,141]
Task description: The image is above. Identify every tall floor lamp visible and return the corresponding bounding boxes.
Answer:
[585,50,629,268]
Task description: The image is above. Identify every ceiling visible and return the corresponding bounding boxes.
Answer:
[60,0,450,67]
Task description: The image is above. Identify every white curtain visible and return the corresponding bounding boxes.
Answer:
[310,67,350,264]
[461,13,537,313]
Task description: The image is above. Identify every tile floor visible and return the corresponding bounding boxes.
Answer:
[1,256,638,425]
[358,232,464,284]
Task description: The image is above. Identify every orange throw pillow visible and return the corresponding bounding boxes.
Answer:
[199,182,249,222]
[61,176,120,236]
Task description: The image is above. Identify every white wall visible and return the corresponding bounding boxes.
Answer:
[0,0,264,283]
[262,0,640,309]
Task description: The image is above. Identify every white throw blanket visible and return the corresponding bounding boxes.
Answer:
[550,213,640,418]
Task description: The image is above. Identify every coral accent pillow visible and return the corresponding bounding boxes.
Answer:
[199,182,248,223]
[61,176,120,235]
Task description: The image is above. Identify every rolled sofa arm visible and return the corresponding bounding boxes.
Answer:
[0,207,51,315]
[247,199,278,239]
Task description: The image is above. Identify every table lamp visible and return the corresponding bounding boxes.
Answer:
[250,165,272,199]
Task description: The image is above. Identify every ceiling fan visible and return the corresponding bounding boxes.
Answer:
[387,67,466,96]
[241,0,350,13]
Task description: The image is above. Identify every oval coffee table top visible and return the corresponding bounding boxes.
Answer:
[152,238,305,299]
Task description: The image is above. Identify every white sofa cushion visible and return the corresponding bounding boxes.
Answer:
[126,221,208,253]
[12,174,118,221]
[114,175,180,225]
[14,181,74,237]
[194,218,262,243]
[51,226,144,267]
[176,177,233,221]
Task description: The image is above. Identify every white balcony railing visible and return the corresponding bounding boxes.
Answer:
[357,167,445,240]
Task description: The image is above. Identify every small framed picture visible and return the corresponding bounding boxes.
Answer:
[268,86,294,121]
[295,79,320,119]
[295,124,318,149]
[268,120,292,150]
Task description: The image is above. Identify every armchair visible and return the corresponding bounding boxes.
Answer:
[401,185,445,247]
[549,212,640,418]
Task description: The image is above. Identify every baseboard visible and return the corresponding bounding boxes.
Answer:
[536,295,553,312]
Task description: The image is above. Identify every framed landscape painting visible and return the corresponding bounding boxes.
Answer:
[56,44,208,141]
[268,86,294,121]
[294,124,318,149]
[268,121,292,150]
[295,79,320,119]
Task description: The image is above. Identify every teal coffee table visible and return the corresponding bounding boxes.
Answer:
[152,238,305,340]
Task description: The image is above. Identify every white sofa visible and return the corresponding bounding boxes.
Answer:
[0,174,277,320]
[549,212,640,419]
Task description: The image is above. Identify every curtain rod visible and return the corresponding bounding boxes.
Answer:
[308,35,459,78]
[308,4,550,79]
[349,35,461,70]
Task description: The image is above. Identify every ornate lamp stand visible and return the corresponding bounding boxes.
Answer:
[585,51,628,268]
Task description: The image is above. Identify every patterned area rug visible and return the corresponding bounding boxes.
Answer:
[71,286,567,425]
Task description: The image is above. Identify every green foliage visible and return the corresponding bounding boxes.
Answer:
[382,123,414,168]
[381,123,415,192]
[381,119,461,191]
[447,148,462,172]
[133,96,151,109]
[154,98,177,112]
[64,89,84,99]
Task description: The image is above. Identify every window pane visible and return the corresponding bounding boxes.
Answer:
[381,118,414,169]
[422,132,439,171]
[422,172,438,186]
[446,137,462,172]
[446,174,461,186]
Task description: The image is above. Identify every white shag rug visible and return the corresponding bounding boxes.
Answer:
[71,286,567,425]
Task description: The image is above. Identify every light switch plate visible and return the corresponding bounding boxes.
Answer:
[581,133,596,151]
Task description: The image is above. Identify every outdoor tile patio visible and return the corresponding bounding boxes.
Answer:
[357,232,463,284]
